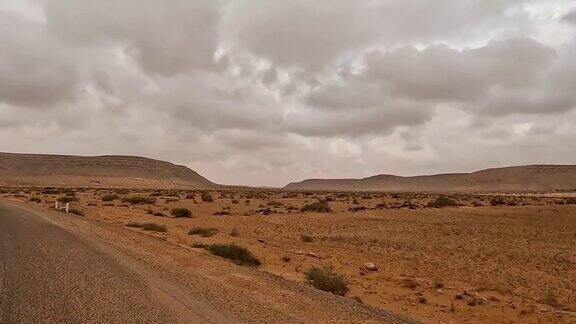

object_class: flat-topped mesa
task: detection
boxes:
[284,165,576,192]
[0,152,217,188]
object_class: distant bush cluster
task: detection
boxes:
[201,191,214,202]
[101,194,120,202]
[427,197,458,208]
[490,197,507,206]
[301,200,331,213]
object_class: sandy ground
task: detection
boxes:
[2,187,576,323]
[0,200,412,323]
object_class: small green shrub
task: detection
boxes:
[427,197,458,208]
[305,266,348,296]
[301,200,331,213]
[188,227,218,237]
[201,244,261,266]
[201,192,214,202]
[171,208,192,218]
[101,194,120,202]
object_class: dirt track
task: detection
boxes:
[0,202,413,323]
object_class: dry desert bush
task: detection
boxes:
[171,208,192,218]
[195,243,261,266]
[126,222,167,232]
[301,200,331,213]
[305,266,349,296]
[188,227,218,237]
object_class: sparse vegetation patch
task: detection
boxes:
[427,197,458,208]
[305,266,348,296]
[301,200,331,213]
[198,243,261,266]
[101,194,119,202]
[188,227,218,237]
[201,191,214,202]
[171,208,192,218]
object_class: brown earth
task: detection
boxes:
[0,152,216,188]
[3,187,575,323]
[0,200,410,323]
[285,165,576,192]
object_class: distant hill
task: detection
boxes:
[0,152,216,188]
[284,165,576,192]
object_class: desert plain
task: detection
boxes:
[2,186,575,323]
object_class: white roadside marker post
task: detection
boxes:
[65,203,69,213]
[55,201,59,210]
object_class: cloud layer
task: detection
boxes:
[1,0,575,186]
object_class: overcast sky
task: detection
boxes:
[1,1,575,186]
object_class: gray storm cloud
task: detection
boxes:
[45,0,221,76]
[0,12,79,107]
[307,37,576,118]
[0,0,575,186]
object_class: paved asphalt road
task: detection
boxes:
[0,203,181,323]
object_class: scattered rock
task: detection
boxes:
[364,262,379,271]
